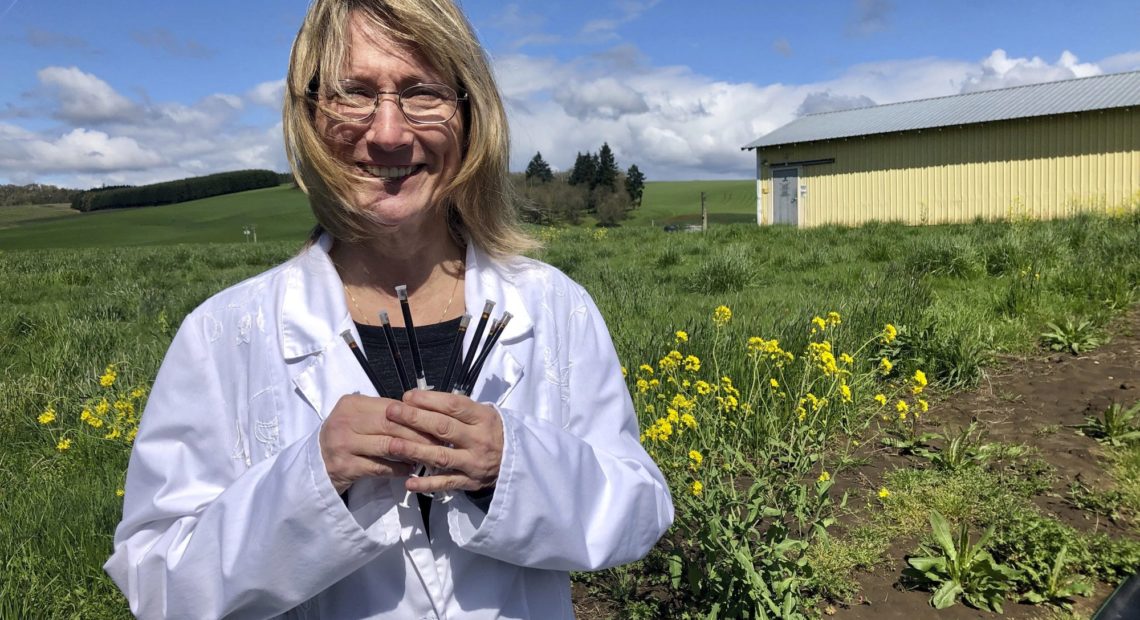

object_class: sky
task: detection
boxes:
[1,0,1139,189]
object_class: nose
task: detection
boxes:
[364,93,412,150]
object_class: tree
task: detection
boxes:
[594,142,619,191]
[524,151,554,184]
[624,164,645,207]
[568,151,596,188]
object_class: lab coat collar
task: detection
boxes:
[279,233,534,361]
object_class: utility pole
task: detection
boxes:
[700,192,707,232]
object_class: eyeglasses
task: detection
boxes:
[312,80,467,125]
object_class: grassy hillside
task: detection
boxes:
[0,184,314,250]
[0,203,77,229]
[629,179,756,226]
[0,180,757,249]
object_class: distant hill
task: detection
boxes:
[71,169,291,212]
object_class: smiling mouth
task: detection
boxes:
[359,164,421,181]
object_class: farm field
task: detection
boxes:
[0,203,76,229]
[0,179,754,249]
[2,205,1139,618]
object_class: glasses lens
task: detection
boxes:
[322,82,375,122]
[401,84,457,124]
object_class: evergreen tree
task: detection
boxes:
[524,151,554,184]
[568,151,597,188]
[624,164,645,207]
[594,142,619,191]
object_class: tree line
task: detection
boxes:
[0,183,79,207]
[518,142,645,226]
[70,170,286,212]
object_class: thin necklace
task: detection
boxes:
[341,260,463,325]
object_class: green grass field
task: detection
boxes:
[2,185,1139,616]
[0,185,315,250]
[0,180,756,249]
[0,203,76,229]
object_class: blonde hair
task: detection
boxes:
[283,0,534,257]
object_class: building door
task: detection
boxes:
[772,167,799,225]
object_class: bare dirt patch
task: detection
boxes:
[834,307,1140,619]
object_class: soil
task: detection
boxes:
[830,306,1140,620]
[573,308,1140,619]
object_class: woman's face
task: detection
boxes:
[318,13,465,231]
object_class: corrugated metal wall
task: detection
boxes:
[756,107,1140,227]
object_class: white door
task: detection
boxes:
[772,167,799,225]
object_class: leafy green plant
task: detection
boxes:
[1018,545,1092,610]
[927,423,996,472]
[1074,400,1140,447]
[1042,318,1103,354]
[903,511,1019,611]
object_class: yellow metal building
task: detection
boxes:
[743,71,1140,227]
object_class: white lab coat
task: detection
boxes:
[104,234,674,619]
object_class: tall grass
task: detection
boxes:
[2,209,1139,615]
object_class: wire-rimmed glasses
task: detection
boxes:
[312,80,467,125]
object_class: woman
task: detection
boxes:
[104,0,673,618]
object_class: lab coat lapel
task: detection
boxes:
[278,236,380,417]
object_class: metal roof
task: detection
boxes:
[743,70,1140,150]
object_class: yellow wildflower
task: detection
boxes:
[621,366,627,378]
[691,480,704,496]
[896,400,909,414]
[116,489,125,497]
[95,399,110,416]
[839,383,852,403]
[683,355,701,372]
[882,324,898,344]
[689,450,703,470]
[879,357,893,375]
[638,364,654,376]
[648,379,660,389]
[797,406,807,421]
[826,311,842,326]
[712,305,732,328]
[818,471,831,483]
[636,378,649,393]
[105,428,121,440]
[913,369,928,387]
[874,393,887,406]
[694,380,712,395]
[38,407,56,425]
[770,378,779,389]
[680,413,697,429]
[666,408,680,424]
[839,353,854,365]
[56,438,72,451]
[81,409,104,428]
[99,365,117,387]
[130,387,146,399]
[675,330,689,344]
[811,316,827,333]
[917,399,929,413]
[878,488,891,499]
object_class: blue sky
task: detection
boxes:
[1,0,1138,188]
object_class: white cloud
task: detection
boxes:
[247,80,286,108]
[37,66,137,123]
[960,49,1101,93]
[1,128,163,172]
[553,77,649,120]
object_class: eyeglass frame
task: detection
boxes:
[307,79,469,126]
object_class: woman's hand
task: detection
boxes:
[319,394,440,495]
[384,390,504,494]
